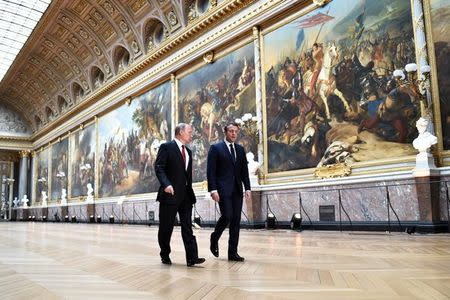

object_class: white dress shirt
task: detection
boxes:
[174,138,189,170]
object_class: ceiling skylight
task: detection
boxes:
[0,0,52,82]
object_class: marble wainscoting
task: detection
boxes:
[14,207,28,220]
[27,207,44,220]
[192,191,265,226]
[47,206,63,221]
[438,174,450,222]
[94,199,159,224]
[262,179,420,224]
[68,203,91,222]
[257,174,435,230]
[191,193,217,225]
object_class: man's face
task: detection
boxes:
[225,125,239,143]
[179,125,193,144]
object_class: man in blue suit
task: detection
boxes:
[154,123,205,267]
[207,122,251,261]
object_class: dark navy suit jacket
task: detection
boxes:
[207,141,251,197]
[154,140,196,205]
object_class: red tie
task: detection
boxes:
[181,145,186,167]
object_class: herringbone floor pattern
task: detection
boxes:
[0,222,449,299]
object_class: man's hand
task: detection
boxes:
[164,185,174,195]
[211,191,220,202]
[245,190,252,201]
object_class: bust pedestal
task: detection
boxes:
[412,117,442,232]
[413,152,438,177]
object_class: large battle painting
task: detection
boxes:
[70,124,96,198]
[430,0,450,149]
[178,43,256,182]
[98,82,171,197]
[50,139,68,201]
[264,0,419,173]
[35,148,49,203]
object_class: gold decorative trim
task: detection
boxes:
[314,163,352,179]
[31,0,259,142]
[312,0,327,7]
[422,0,444,156]
[202,51,214,64]
[94,115,99,199]
[0,135,31,141]
[19,150,30,158]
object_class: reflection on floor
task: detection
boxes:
[0,223,449,299]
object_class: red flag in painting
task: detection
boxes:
[296,12,334,28]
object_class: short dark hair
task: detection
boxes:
[223,122,240,133]
[175,123,189,136]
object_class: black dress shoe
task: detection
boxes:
[210,234,219,257]
[161,257,172,265]
[228,254,244,262]
[187,257,206,267]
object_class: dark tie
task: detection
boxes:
[181,145,186,167]
[229,143,236,162]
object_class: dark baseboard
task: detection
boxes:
[257,220,449,233]
[8,219,450,233]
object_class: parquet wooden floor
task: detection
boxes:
[0,222,449,299]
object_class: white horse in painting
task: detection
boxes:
[317,43,352,119]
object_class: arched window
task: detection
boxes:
[45,106,54,122]
[90,66,105,89]
[57,96,68,113]
[113,46,130,74]
[144,19,166,52]
[72,82,84,103]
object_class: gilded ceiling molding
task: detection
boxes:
[19,150,31,158]
[105,0,145,56]
[31,0,260,142]
[0,137,33,153]
[32,0,306,150]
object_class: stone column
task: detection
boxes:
[18,150,30,202]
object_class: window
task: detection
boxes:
[0,0,52,81]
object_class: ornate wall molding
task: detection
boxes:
[32,0,303,148]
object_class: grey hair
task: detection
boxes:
[175,123,190,136]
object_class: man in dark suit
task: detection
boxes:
[207,122,251,261]
[154,123,205,267]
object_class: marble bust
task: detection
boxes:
[412,117,437,176]
[22,194,29,208]
[412,117,437,153]
[246,152,261,186]
[246,152,261,176]
[86,183,94,203]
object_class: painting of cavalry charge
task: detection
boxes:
[70,124,95,198]
[98,82,171,197]
[50,139,68,201]
[178,43,257,182]
[430,0,450,149]
[34,148,49,203]
[264,0,419,173]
